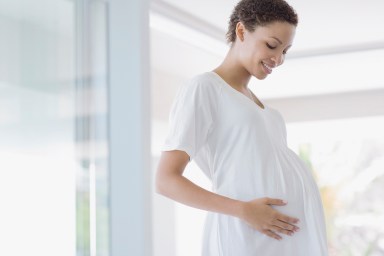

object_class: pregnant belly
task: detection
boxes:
[209,148,326,255]
[215,148,318,222]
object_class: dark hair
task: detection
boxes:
[226,0,298,44]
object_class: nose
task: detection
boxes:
[272,52,285,66]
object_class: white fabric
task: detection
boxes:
[162,72,328,256]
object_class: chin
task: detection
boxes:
[253,73,268,80]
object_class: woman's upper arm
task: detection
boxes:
[157,150,190,176]
[155,150,190,193]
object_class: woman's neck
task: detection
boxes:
[212,50,252,91]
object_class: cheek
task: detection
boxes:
[239,46,255,68]
[244,48,261,65]
[250,52,263,68]
[238,43,264,70]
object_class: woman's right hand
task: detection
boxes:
[239,197,300,240]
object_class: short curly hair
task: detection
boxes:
[226,0,298,44]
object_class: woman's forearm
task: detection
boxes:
[156,172,244,218]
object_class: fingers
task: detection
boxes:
[264,223,299,240]
[277,213,299,225]
[263,197,300,224]
[263,230,282,240]
[249,197,301,241]
[272,219,300,232]
[264,197,287,206]
[270,224,296,236]
[264,199,300,239]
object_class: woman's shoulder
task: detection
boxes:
[184,72,224,94]
[172,72,222,113]
[265,106,287,125]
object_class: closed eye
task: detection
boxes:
[283,47,292,55]
[267,43,290,55]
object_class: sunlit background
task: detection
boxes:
[0,0,383,256]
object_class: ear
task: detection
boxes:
[235,22,245,42]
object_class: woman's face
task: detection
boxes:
[236,21,296,80]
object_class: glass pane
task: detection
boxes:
[75,1,109,256]
[0,1,109,255]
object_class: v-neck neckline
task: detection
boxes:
[209,71,266,111]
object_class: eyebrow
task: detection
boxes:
[271,36,283,44]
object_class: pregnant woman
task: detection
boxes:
[156,0,328,255]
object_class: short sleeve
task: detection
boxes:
[162,77,218,160]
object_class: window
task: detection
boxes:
[0,1,109,255]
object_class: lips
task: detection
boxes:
[262,62,273,74]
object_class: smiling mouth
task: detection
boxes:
[262,62,273,74]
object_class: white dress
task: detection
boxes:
[162,72,328,256]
